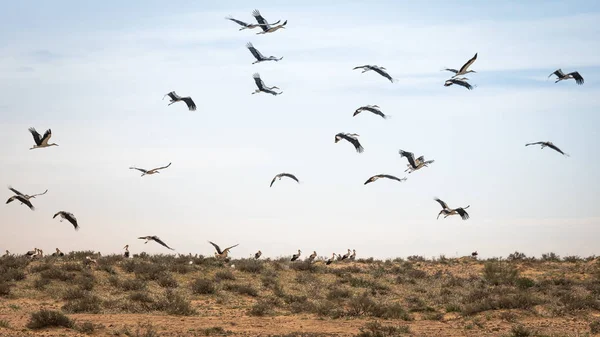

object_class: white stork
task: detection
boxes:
[53,211,79,230]
[307,251,317,262]
[25,248,38,257]
[290,249,301,262]
[123,245,130,258]
[6,186,47,201]
[353,105,390,119]
[549,69,584,85]
[129,162,171,177]
[364,174,407,185]
[208,241,239,259]
[225,14,280,31]
[270,173,300,187]
[138,236,175,250]
[52,248,65,257]
[326,253,336,265]
[252,73,282,95]
[254,250,262,259]
[246,42,283,64]
[399,150,435,173]
[443,53,478,77]
[349,249,356,261]
[525,141,569,157]
[335,133,364,153]
[434,198,470,220]
[28,128,58,150]
[253,10,286,34]
[163,91,196,111]
[353,65,395,83]
[6,194,35,210]
[444,78,474,90]
[2,250,9,257]
[341,249,351,260]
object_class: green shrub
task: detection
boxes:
[156,273,178,288]
[62,293,102,313]
[248,300,273,316]
[214,270,236,282]
[0,282,11,297]
[223,283,258,297]
[154,289,196,316]
[236,259,264,274]
[191,278,216,294]
[27,310,73,329]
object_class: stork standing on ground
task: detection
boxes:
[353,65,395,83]
[25,248,38,257]
[353,105,390,119]
[208,241,239,259]
[335,133,364,153]
[53,211,79,230]
[31,249,44,259]
[138,236,175,250]
[471,251,478,258]
[525,141,569,156]
[290,249,301,262]
[28,128,58,150]
[123,245,130,258]
[349,249,356,261]
[247,42,283,64]
[129,163,171,177]
[399,150,435,173]
[308,251,317,262]
[270,173,300,187]
[3,250,10,257]
[326,253,335,265]
[254,250,262,260]
[52,248,64,257]
[434,198,470,220]
[341,249,351,260]
[364,174,407,185]
[252,73,282,95]
[253,10,286,34]
[163,91,196,111]
[443,53,478,77]
[548,69,584,85]
[444,78,474,90]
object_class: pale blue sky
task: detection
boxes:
[1,1,599,259]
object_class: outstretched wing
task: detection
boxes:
[14,195,34,210]
[53,211,62,219]
[379,174,406,182]
[29,127,42,146]
[459,53,477,73]
[549,69,564,78]
[40,129,52,145]
[30,189,48,197]
[546,143,569,156]
[449,79,473,90]
[525,142,545,147]
[8,186,25,197]
[208,241,223,254]
[181,97,196,111]
[353,65,371,70]
[280,173,299,183]
[225,16,249,27]
[252,9,270,31]
[253,73,265,90]
[154,162,172,171]
[568,71,584,85]
[443,68,459,74]
[434,198,449,210]
[224,244,239,252]
[129,167,148,173]
[246,42,265,60]
[340,134,364,153]
[373,67,394,82]
[399,150,417,168]
[152,236,174,250]
[165,91,181,101]
[269,175,278,187]
[456,208,470,220]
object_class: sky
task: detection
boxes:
[1,1,599,260]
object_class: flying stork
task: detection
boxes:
[353,65,395,83]
[163,91,196,111]
[254,250,262,259]
[443,53,478,77]
[129,162,172,177]
[434,198,470,220]
[53,211,79,230]
[308,251,317,262]
[253,10,286,34]
[247,42,283,64]
[6,194,35,210]
[252,73,282,95]
[28,128,58,150]
[364,174,407,185]
[290,249,301,262]
[335,133,364,153]
[525,141,569,157]
[399,150,435,173]
[326,253,335,265]
[225,14,280,31]
[444,78,474,90]
[208,241,239,259]
[353,105,390,119]
[6,186,47,201]
[270,173,300,187]
[138,236,175,250]
[548,69,584,85]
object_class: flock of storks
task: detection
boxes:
[4,8,583,262]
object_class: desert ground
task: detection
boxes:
[1,252,599,337]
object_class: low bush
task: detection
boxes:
[27,310,73,330]
[214,270,236,282]
[191,278,216,295]
[154,289,196,316]
[223,283,259,297]
[236,259,264,274]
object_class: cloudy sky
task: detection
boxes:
[1,1,599,259]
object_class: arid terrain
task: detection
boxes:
[1,252,599,336]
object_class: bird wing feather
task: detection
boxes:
[29,127,42,146]
[252,9,270,31]
[8,186,25,196]
[208,241,223,254]
[399,150,417,168]
[434,198,449,210]
[569,71,584,85]
[459,53,477,73]
[152,236,174,250]
[181,97,196,111]
[129,167,148,173]
[226,17,249,27]
[14,195,34,210]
